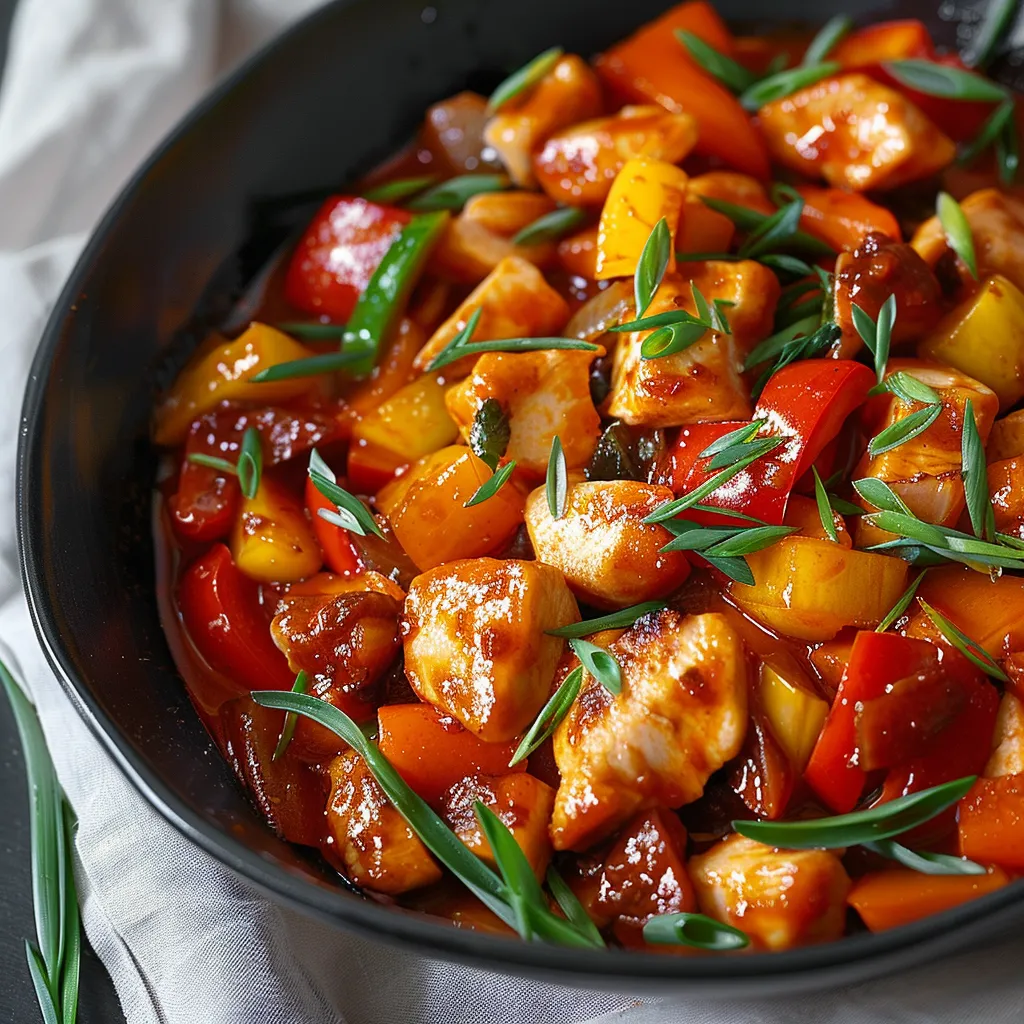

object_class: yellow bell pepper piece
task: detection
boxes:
[595,156,689,280]
[353,374,459,464]
[759,658,829,772]
[918,275,1024,411]
[230,475,322,583]
[729,537,908,641]
[154,323,319,446]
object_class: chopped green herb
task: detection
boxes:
[802,15,853,66]
[813,466,838,542]
[569,638,622,694]
[546,601,666,639]
[469,398,510,472]
[362,175,438,204]
[406,175,511,212]
[464,460,518,508]
[634,218,672,318]
[739,61,841,111]
[962,397,996,541]
[937,191,978,279]
[236,426,262,500]
[545,435,568,519]
[863,839,986,876]
[644,912,749,951]
[675,29,756,93]
[883,59,1008,102]
[508,667,584,767]
[875,570,927,633]
[868,404,943,457]
[272,671,309,761]
[488,47,564,112]
[251,349,368,382]
[511,205,588,246]
[917,598,1009,682]
[308,448,385,538]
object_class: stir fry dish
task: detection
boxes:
[153,2,1024,953]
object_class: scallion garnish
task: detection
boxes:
[468,398,510,472]
[917,598,1009,682]
[875,570,927,633]
[963,0,1017,68]
[545,601,666,639]
[308,448,385,538]
[700,196,832,255]
[342,211,449,374]
[936,192,978,279]
[851,294,896,384]
[884,59,1009,102]
[187,425,262,499]
[406,175,511,212]
[545,435,567,519]
[464,460,517,507]
[738,198,805,259]
[801,14,853,66]
[675,30,756,93]
[743,317,841,392]
[511,205,587,246]
[487,47,564,112]
[813,466,838,542]
[251,349,368,382]
[660,520,797,584]
[863,839,986,876]
[733,776,977,848]
[273,321,348,339]
[426,305,599,372]
[634,218,672,318]
[362,175,438,204]
[546,866,606,947]
[867,376,944,457]
[250,690,603,948]
[853,477,912,515]
[962,398,996,541]
[272,671,309,761]
[643,912,750,951]
[568,638,623,694]
[739,61,841,112]
[508,666,584,767]
[1,659,81,1024]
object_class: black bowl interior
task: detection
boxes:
[19,0,1024,994]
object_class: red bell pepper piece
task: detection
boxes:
[832,19,936,66]
[284,196,411,323]
[376,704,525,807]
[305,474,364,576]
[169,414,244,542]
[958,775,1024,871]
[667,360,874,525]
[805,631,994,814]
[178,544,294,694]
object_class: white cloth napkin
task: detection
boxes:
[3,1,1024,1022]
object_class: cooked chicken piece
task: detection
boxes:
[433,191,557,284]
[402,558,579,742]
[686,171,775,216]
[323,751,442,895]
[446,349,601,476]
[573,809,696,946]
[831,233,942,358]
[271,589,401,691]
[985,694,1024,778]
[855,360,999,546]
[607,265,777,427]
[912,189,1024,292]
[414,256,570,375]
[483,55,603,188]
[989,455,1024,540]
[420,91,503,176]
[442,773,555,878]
[758,73,955,191]
[690,834,851,951]
[524,477,689,608]
[533,106,697,206]
[988,410,1024,463]
[551,609,747,851]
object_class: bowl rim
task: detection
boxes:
[17,0,1024,992]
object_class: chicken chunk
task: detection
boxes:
[433,191,557,284]
[483,54,603,187]
[912,189,1024,293]
[855,360,998,546]
[989,455,1024,540]
[524,477,690,609]
[690,834,851,951]
[572,809,697,946]
[414,256,570,375]
[607,265,778,428]
[985,693,1024,778]
[831,233,942,358]
[551,609,747,851]
[420,91,503,175]
[988,410,1024,463]
[533,106,698,207]
[758,73,955,191]
[323,751,442,895]
[445,349,601,476]
[442,773,555,878]
[402,558,579,742]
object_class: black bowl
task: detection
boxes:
[18,0,1024,995]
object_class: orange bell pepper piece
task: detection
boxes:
[595,2,770,179]
[958,775,1024,870]
[849,867,1009,932]
[797,186,902,251]
[376,703,525,807]
[832,19,935,66]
